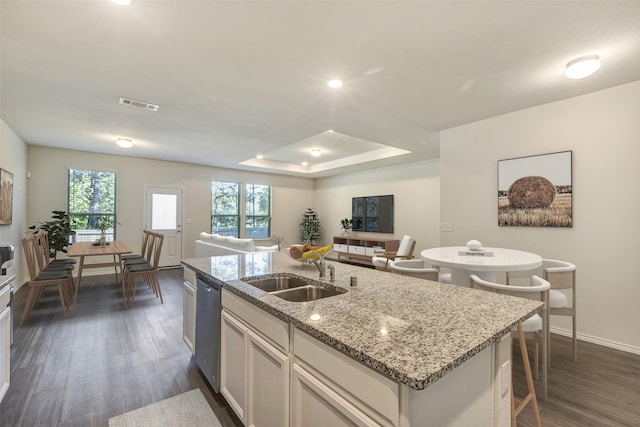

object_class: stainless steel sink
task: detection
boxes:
[271,285,345,302]
[244,276,308,292]
[242,274,346,302]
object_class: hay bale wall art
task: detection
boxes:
[498,151,572,227]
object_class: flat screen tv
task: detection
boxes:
[352,195,394,233]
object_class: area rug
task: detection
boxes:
[108,388,222,427]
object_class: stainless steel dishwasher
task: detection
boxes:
[195,274,221,393]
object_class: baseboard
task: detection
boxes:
[551,326,640,355]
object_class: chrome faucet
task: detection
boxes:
[312,257,326,278]
[328,264,335,282]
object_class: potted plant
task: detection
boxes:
[340,218,353,236]
[29,210,76,259]
[97,216,114,246]
[340,217,361,236]
[299,208,320,245]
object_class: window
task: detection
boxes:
[68,168,117,242]
[211,181,271,238]
[212,181,240,237]
[245,184,270,238]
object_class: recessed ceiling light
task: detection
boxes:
[565,55,601,79]
[327,79,343,88]
[110,0,132,5]
[302,161,308,166]
[256,154,263,159]
[116,138,133,148]
[310,149,322,157]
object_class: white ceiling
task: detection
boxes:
[2,1,640,177]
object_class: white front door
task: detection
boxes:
[145,186,183,267]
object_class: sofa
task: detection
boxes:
[195,232,279,257]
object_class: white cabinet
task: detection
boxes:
[292,363,379,427]
[221,310,247,420]
[246,328,289,427]
[221,290,290,427]
[293,328,399,427]
[0,281,10,403]
[0,305,10,403]
[182,267,197,354]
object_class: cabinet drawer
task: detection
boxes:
[365,247,379,257]
[294,329,399,426]
[334,244,348,253]
[349,245,366,255]
[183,266,196,286]
[222,289,289,352]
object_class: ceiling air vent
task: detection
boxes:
[119,97,159,112]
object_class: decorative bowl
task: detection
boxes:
[466,240,482,251]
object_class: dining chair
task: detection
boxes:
[389,259,439,281]
[507,259,577,363]
[122,232,164,308]
[470,274,549,404]
[34,232,76,281]
[121,230,156,268]
[121,229,153,263]
[39,230,77,268]
[20,233,74,325]
[371,235,416,271]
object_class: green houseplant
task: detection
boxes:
[97,216,114,246]
[29,210,76,259]
[340,217,362,236]
[299,208,320,245]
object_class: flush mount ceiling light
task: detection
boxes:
[565,55,601,79]
[310,149,322,157]
[327,79,343,88]
[116,138,133,148]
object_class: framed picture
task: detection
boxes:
[0,169,14,225]
[498,151,572,227]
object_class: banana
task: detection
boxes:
[300,243,333,261]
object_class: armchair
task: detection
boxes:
[371,235,416,271]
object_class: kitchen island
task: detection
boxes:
[182,252,543,427]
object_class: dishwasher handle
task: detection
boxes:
[198,278,220,292]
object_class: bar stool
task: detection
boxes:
[471,274,549,426]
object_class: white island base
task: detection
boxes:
[221,289,512,427]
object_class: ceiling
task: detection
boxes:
[2,1,640,178]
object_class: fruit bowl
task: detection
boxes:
[288,243,333,262]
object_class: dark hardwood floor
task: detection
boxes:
[0,268,241,427]
[1,269,638,426]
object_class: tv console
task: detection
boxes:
[332,236,400,267]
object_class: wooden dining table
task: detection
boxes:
[67,240,132,313]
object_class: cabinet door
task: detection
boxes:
[247,329,289,427]
[221,310,247,422]
[0,306,10,403]
[182,281,197,354]
[292,364,380,427]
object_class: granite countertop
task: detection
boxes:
[182,252,542,391]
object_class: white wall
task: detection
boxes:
[315,159,440,254]
[27,146,315,263]
[0,119,28,289]
[440,80,640,353]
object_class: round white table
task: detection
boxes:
[421,246,542,287]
